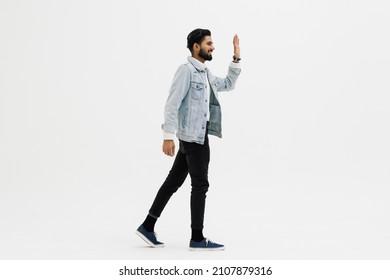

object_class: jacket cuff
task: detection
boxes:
[229,61,241,68]
[163,132,175,140]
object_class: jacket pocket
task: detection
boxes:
[190,81,205,101]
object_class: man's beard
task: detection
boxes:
[199,48,213,61]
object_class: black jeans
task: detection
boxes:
[148,131,210,229]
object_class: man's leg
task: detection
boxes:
[180,134,210,239]
[136,148,189,247]
[182,133,225,251]
[145,148,189,230]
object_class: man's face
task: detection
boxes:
[197,36,215,61]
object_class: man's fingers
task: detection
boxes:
[171,145,175,157]
[233,34,239,44]
[163,140,175,157]
[168,144,175,157]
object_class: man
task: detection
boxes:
[136,28,241,251]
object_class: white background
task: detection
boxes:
[1,0,389,260]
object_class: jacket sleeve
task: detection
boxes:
[210,62,241,92]
[161,64,191,134]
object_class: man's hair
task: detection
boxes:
[187,28,211,53]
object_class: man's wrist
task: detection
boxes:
[233,55,241,63]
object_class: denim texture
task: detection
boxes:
[161,56,241,144]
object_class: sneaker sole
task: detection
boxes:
[189,246,225,251]
[135,230,165,248]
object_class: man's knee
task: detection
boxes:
[160,183,181,194]
[191,179,209,194]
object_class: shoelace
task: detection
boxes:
[205,238,215,246]
[147,231,158,241]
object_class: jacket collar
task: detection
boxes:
[188,56,207,71]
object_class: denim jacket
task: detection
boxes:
[162,56,241,144]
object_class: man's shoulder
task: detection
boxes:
[174,61,195,76]
[179,61,194,69]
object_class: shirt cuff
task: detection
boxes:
[229,61,241,68]
[163,132,175,140]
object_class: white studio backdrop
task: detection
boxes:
[0,0,389,259]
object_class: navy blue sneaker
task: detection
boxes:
[189,238,225,251]
[135,225,164,248]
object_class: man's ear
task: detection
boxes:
[193,43,200,52]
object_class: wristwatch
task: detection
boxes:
[233,55,241,63]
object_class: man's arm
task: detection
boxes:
[161,64,191,156]
[209,34,241,92]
